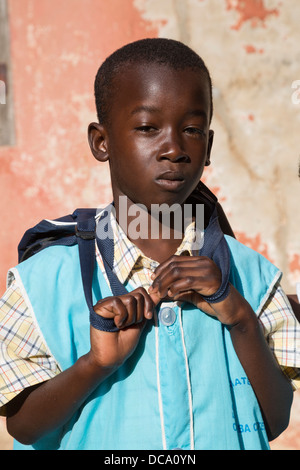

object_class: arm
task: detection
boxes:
[6,353,112,445]
[219,285,293,440]
[149,256,293,441]
[6,287,155,445]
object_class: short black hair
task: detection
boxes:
[94,38,213,125]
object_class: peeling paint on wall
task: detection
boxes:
[235,232,273,262]
[243,44,264,53]
[225,0,279,30]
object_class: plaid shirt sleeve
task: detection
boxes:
[0,279,61,415]
[258,282,300,390]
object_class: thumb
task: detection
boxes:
[148,289,162,306]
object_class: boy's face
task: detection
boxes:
[90,63,213,210]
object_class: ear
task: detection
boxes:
[205,129,214,166]
[88,122,109,162]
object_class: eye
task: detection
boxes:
[184,127,206,137]
[135,125,157,133]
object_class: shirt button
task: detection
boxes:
[159,307,176,326]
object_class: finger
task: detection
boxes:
[148,288,162,306]
[150,257,211,289]
[151,255,193,280]
[166,276,201,298]
[141,289,157,316]
[150,257,219,297]
[94,288,155,330]
[120,289,155,327]
[152,255,212,277]
[94,296,129,329]
[129,287,156,319]
[121,295,139,327]
[149,260,192,297]
[168,272,222,299]
[150,265,202,298]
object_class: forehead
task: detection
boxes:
[109,62,211,121]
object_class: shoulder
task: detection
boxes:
[9,243,82,304]
[225,234,273,261]
[15,243,80,276]
[224,235,282,315]
[225,234,280,278]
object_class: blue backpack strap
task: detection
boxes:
[198,206,230,303]
[187,182,231,303]
[18,218,77,262]
[76,211,127,332]
[17,209,98,262]
[95,213,128,298]
[17,208,126,332]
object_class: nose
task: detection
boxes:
[157,129,190,163]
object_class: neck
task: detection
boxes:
[113,195,189,262]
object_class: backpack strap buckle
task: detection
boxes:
[75,218,96,240]
[75,226,95,240]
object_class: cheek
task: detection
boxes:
[109,133,145,164]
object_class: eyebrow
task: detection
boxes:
[130,105,208,122]
[130,105,161,116]
[185,109,208,120]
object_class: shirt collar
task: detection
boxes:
[96,204,203,285]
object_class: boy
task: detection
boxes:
[0,38,299,450]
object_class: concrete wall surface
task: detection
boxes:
[0,0,299,451]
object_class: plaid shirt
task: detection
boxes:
[0,209,299,413]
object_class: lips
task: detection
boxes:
[155,171,185,190]
[156,171,184,181]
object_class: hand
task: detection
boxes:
[88,287,157,371]
[148,255,249,326]
[148,254,221,306]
